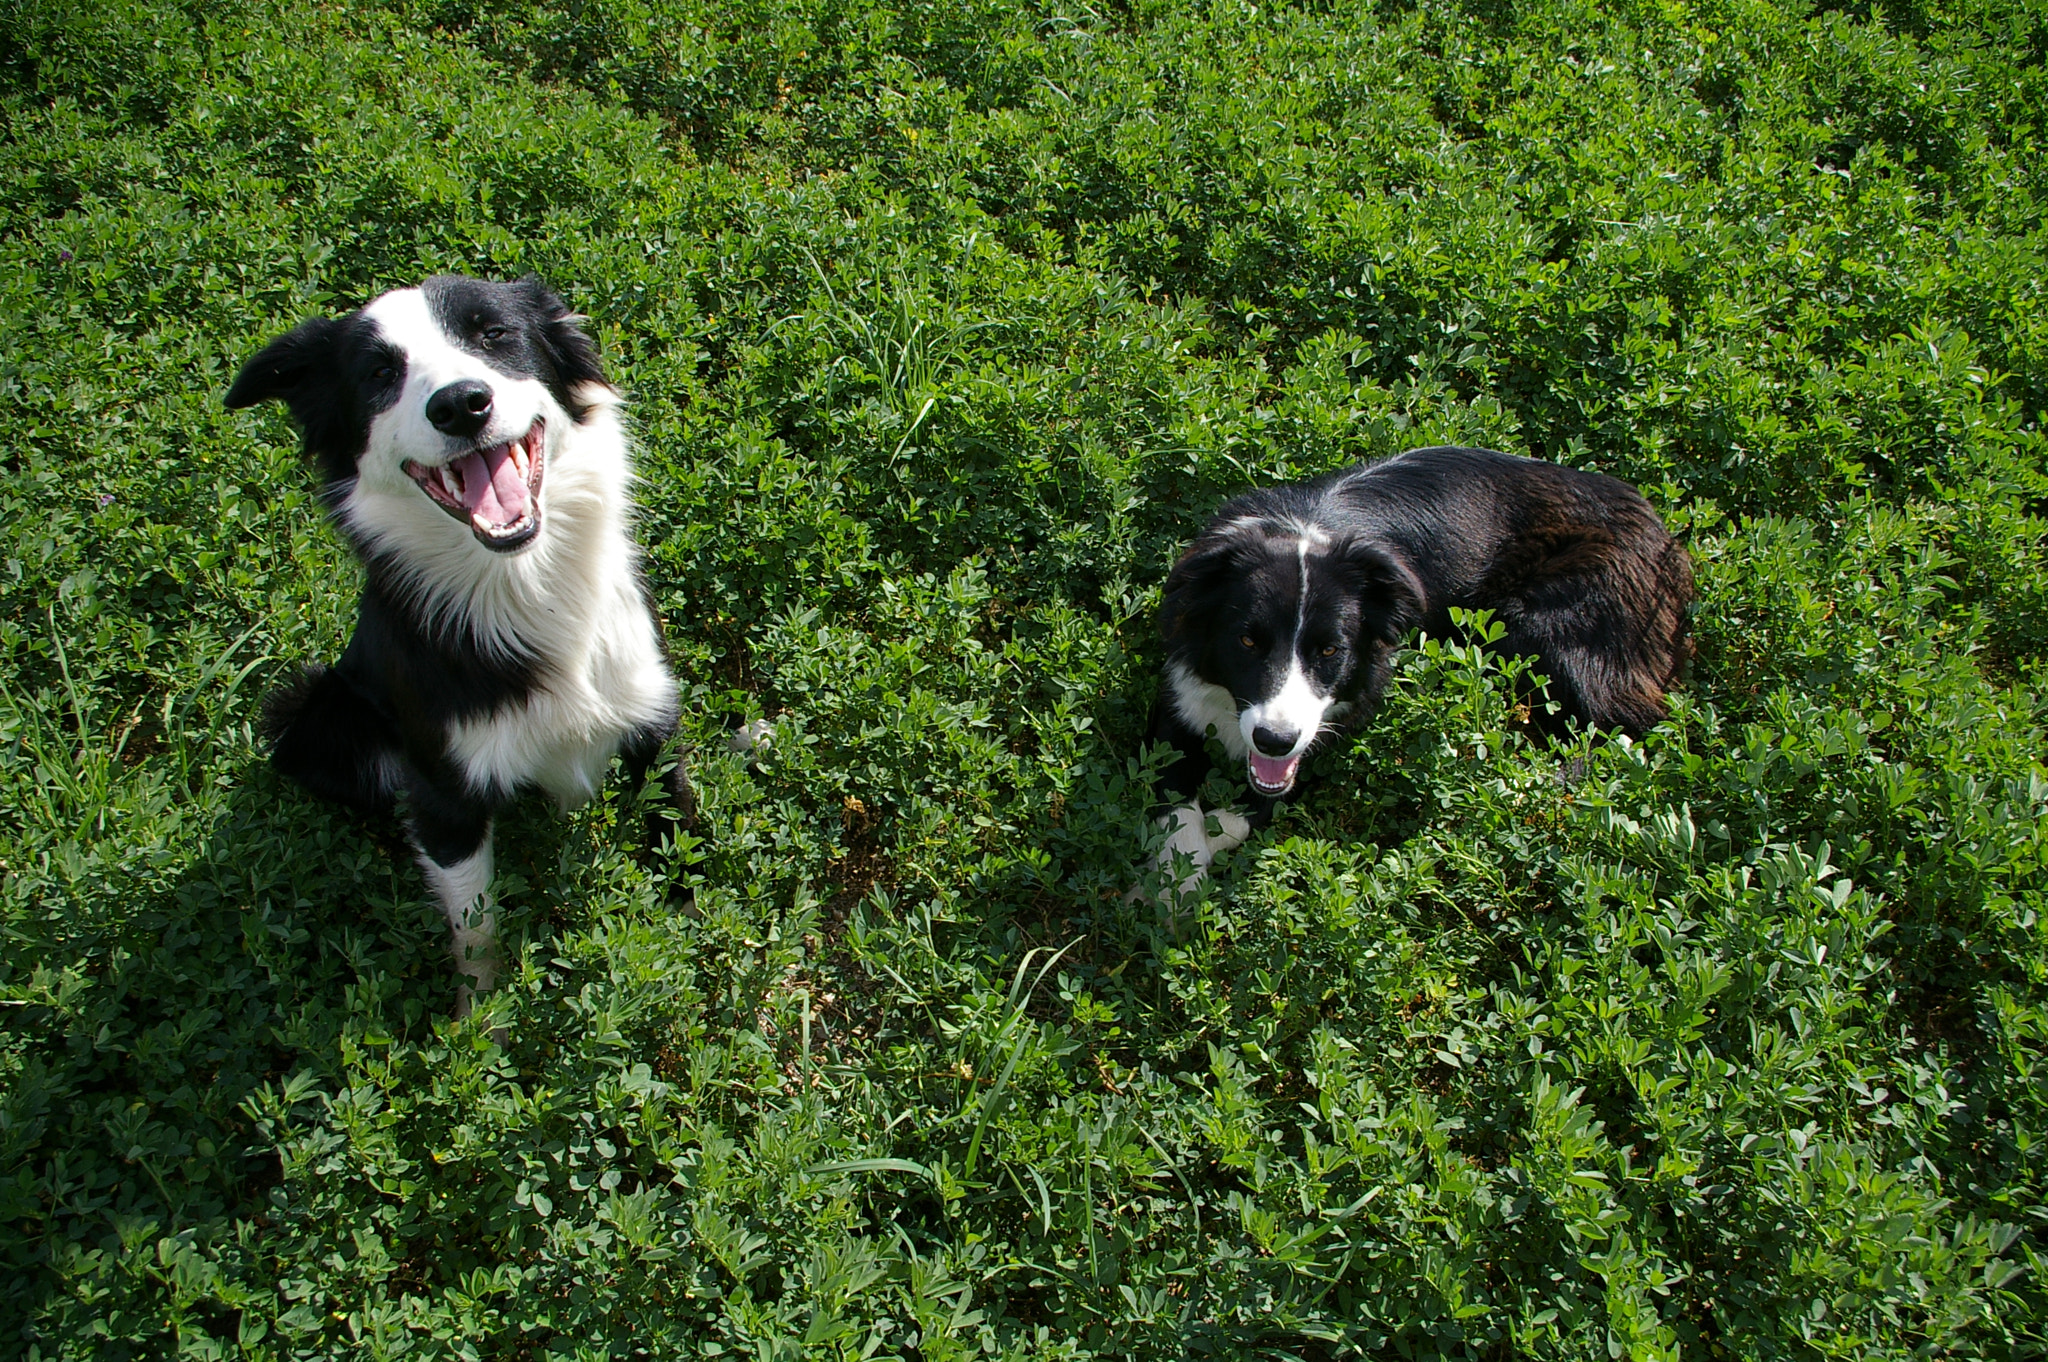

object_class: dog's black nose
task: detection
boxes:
[1252,725,1298,757]
[426,379,493,437]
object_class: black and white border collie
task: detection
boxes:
[1145,445,1693,884]
[227,275,689,1008]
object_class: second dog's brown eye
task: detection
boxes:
[1321,644,1337,657]
[1240,634,1256,649]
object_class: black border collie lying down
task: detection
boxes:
[226,275,691,1010]
[1143,445,1693,889]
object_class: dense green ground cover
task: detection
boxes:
[4,0,2047,1355]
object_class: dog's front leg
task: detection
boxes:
[620,721,698,851]
[1130,801,1252,912]
[408,786,498,1013]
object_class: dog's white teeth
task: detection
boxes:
[472,511,528,538]
[441,466,462,497]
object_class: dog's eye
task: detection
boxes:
[480,325,508,344]
[1239,634,1257,650]
[370,363,396,383]
[1320,644,1338,657]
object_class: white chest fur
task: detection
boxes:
[1167,661,1248,759]
[446,574,677,806]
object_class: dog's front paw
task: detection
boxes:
[1132,801,1249,904]
[450,911,499,997]
[727,718,776,756]
[1204,806,1250,855]
[449,917,511,1043]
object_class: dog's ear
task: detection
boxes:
[519,276,610,400]
[1337,538,1425,645]
[225,316,340,411]
[1160,532,1254,642]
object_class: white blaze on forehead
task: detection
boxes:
[1280,518,1333,548]
[362,288,434,341]
[1238,533,1335,761]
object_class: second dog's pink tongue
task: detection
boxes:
[1250,752,1300,789]
[452,442,528,526]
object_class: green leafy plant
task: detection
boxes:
[3,0,2045,1356]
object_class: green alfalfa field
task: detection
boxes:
[4,0,2047,1356]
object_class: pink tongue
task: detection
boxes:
[452,442,528,527]
[1249,752,1300,789]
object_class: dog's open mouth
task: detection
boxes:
[403,419,545,551]
[1247,751,1302,797]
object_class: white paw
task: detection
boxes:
[1206,807,1250,855]
[1132,802,1249,903]
[450,914,499,996]
[727,718,776,755]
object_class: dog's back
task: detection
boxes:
[1327,447,1693,733]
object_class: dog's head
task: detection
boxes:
[226,275,610,557]
[1161,520,1422,796]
